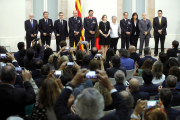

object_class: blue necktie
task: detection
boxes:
[46,20,48,25]
[31,21,33,28]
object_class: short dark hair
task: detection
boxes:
[123,12,128,15]
[83,55,90,65]
[91,47,98,56]
[159,52,167,63]
[106,48,115,61]
[19,49,26,57]
[17,42,24,51]
[89,59,99,71]
[60,41,67,48]
[172,40,179,49]
[0,66,16,82]
[160,88,172,106]
[144,47,151,55]
[26,48,35,60]
[167,58,179,69]
[41,64,50,75]
[142,69,153,84]
[59,12,63,15]
[36,60,43,69]
[168,66,180,81]
[60,72,72,86]
[76,50,84,61]
[43,48,53,60]
[166,75,177,88]
[158,10,162,13]
[119,48,129,58]
[89,10,93,13]
[43,11,49,15]
[111,56,121,67]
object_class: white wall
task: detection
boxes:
[0,0,26,52]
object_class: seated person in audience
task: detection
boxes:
[0,66,36,120]
[60,72,73,86]
[139,69,159,96]
[54,69,128,120]
[162,66,180,92]
[24,40,44,70]
[166,58,180,76]
[133,58,153,77]
[42,46,53,64]
[81,55,90,69]
[113,70,127,92]
[31,60,43,80]
[48,53,55,64]
[35,64,50,88]
[127,78,150,107]
[159,52,168,78]
[75,50,84,66]
[90,47,98,60]
[59,40,69,56]
[159,88,180,120]
[107,56,126,78]
[32,70,74,120]
[14,42,26,67]
[155,75,180,106]
[106,48,115,64]
[166,40,180,60]
[152,61,165,85]
[129,46,140,64]
[119,48,134,70]
[138,47,157,68]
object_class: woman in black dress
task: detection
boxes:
[99,15,111,56]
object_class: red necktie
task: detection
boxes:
[144,20,146,24]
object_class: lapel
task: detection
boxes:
[142,19,146,26]
[32,20,35,29]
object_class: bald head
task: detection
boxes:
[142,13,147,20]
[91,47,98,56]
[119,90,134,108]
[129,78,139,91]
[73,10,78,18]
[129,46,136,53]
[29,13,34,20]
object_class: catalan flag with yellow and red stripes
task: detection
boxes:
[75,0,84,51]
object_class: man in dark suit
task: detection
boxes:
[25,13,38,49]
[138,47,157,68]
[84,10,98,49]
[129,45,140,63]
[139,69,159,96]
[153,10,167,56]
[120,12,133,49]
[159,88,180,120]
[68,10,82,47]
[0,66,36,120]
[54,69,128,120]
[54,12,68,52]
[39,11,53,46]
[128,78,150,107]
[107,56,126,78]
[166,40,180,60]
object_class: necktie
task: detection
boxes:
[144,20,146,24]
[159,18,161,25]
[46,20,48,25]
[31,20,33,28]
[61,20,63,25]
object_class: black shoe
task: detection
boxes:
[154,54,158,57]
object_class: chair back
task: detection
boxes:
[109,78,116,85]
[133,76,144,85]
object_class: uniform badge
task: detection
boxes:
[92,20,96,24]
[128,21,131,24]
[78,20,80,23]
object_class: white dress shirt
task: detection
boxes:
[30,19,33,24]
[110,22,121,38]
[59,19,63,25]
[134,21,136,35]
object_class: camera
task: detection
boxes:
[15,67,22,74]
[65,47,70,50]
[95,54,102,58]
[0,54,7,59]
[146,100,158,108]
[67,62,74,66]
[82,41,87,44]
[54,70,63,78]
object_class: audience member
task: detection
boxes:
[81,55,90,69]
[166,40,180,60]
[90,47,98,59]
[159,52,168,77]
[59,41,69,56]
[129,46,140,63]
[31,60,43,80]
[42,47,53,64]
[106,48,115,64]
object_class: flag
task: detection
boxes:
[75,0,84,51]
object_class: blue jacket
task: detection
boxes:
[120,57,134,70]
[138,55,157,68]
[139,83,159,96]
[114,83,127,92]
[165,106,180,120]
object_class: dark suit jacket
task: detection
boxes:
[84,16,98,37]
[106,67,127,78]
[35,75,47,88]
[39,18,53,38]
[139,83,159,96]
[166,48,180,60]
[25,19,38,39]
[0,82,36,120]
[120,19,133,37]
[155,89,180,106]
[54,19,68,40]
[114,83,127,92]
[14,51,24,67]
[165,106,180,120]
[131,19,140,36]
[31,70,42,80]
[68,17,82,37]
[138,55,157,68]
[153,16,167,36]
[130,52,140,63]
[54,88,128,120]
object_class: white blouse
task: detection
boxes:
[110,22,121,38]
[152,74,165,85]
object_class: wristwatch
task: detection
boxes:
[130,113,138,119]
[66,82,75,89]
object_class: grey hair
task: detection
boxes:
[114,70,125,84]
[74,88,104,120]
[6,116,23,120]
[166,75,177,88]
[112,16,117,20]
[144,47,151,55]
[119,90,134,108]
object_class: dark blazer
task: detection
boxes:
[84,16,98,37]
[25,19,38,39]
[131,19,140,36]
[114,83,127,92]
[14,51,24,67]
[54,19,68,40]
[155,89,180,106]
[153,16,167,36]
[35,75,47,88]
[165,106,180,120]
[130,52,140,63]
[138,55,157,68]
[0,82,36,120]
[166,48,180,60]
[31,70,42,80]
[54,88,128,120]
[39,18,53,37]
[120,19,133,37]
[139,83,159,96]
[68,17,82,37]
[106,67,127,78]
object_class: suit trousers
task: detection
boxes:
[154,34,165,55]
[85,37,95,49]
[110,37,119,53]
[139,36,150,54]
[41,36,51,46]
[130,35,139,48]
[26,37,35,49]
[69,37,80,47]
[121,37,130,49]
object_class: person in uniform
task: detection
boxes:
[54,12,68,52]
[120,12,133,49]
[84,10,98,49]
[68,10,82,47]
